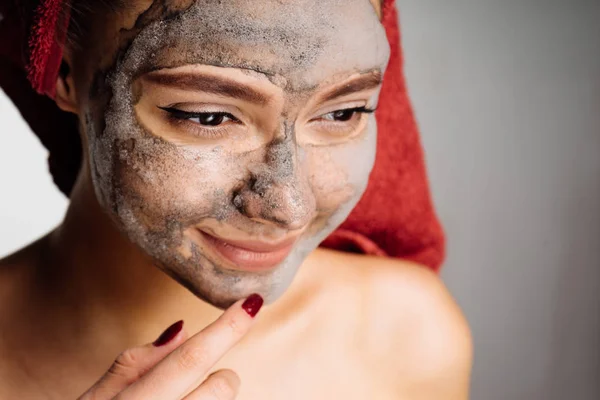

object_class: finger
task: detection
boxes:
[119,294,263,400]
[78,320,187,400]
[183,369,241,400]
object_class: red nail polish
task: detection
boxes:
[153,320,184,346]
[242,294,264,318]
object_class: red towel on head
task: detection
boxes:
[0,0,445,271]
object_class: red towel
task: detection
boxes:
[0,0,445,271]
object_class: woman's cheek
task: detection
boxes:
[112,141,223,230]
[306,147,355,214]
[307,133,376,214]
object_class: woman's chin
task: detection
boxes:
[154,248,302,309]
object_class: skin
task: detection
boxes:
[0,0,472,398]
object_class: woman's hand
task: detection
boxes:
[78,294,264,400]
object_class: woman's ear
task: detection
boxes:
[55,54,78,114]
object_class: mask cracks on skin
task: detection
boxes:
[81,0,390,308]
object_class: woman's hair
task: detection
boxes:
[64,0,125,51]
[13,0,125,196]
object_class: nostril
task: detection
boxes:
[233,192,244,210]
[250,176,269,198]
[232,189,263,219]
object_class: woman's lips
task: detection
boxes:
[198,230,297,271]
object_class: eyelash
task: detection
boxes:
[309,106,376,139]
[159,107,241,124]
[313,106,376,123]
[158,106,241,138]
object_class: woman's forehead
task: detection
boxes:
[112,0,389,90]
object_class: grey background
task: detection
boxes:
[1,0,599,399]
[397,0,600,399]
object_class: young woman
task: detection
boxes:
[0,0,472,398]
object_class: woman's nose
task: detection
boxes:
[233,140,316,230]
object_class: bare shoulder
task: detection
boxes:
[314,249,473,399]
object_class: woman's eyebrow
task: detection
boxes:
[143,73,270,105]
[320,71,383,102]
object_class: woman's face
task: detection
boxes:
[75,0,390,307]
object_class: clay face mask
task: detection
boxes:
[82,0,390,308]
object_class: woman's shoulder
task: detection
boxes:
[311,249,473,397]
[315,249,472,352]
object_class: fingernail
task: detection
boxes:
[242,294,264,318]
[153,320,184,347]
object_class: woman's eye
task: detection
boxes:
[319,106,375,122]
[158,107,238,126]
[189,113,233,126]
[322,109,357,122]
